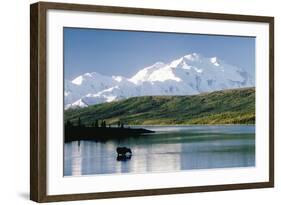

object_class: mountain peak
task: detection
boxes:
[72,75,84,85]
[210,57,220,66]
[170,53,203,69]
[129,61,166,84]
[153,61,166,67]
[71,72,97,85]
[184,53,201,61]
[112,75,124,82]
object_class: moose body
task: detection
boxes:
[116,147,132,156]
[116,147,132,161]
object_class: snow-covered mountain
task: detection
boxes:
[65,53,254,109]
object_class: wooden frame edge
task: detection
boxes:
[30,1,274,202]
[30,2,39,202]
[30,2,48,202]
[39,182,272,203]
[269,17,274,188]
[37,1,274,22]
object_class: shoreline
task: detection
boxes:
[64,126,155,142]
[124,124,255,127]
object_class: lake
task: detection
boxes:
[64,125,255,176]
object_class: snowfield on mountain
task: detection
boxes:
[65,53,254,109]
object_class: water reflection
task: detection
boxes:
[71,141,82,176]
[64,125,255,176]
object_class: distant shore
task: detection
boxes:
[128,123,255,126]
[64,126,155,142]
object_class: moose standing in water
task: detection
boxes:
[116,147,132,161]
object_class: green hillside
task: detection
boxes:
[64,87,255,125]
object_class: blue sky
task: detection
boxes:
[64,27,255,80]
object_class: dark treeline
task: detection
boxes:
[65,118,125,129]
[64,118,154,142]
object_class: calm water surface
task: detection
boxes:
[64,125,255,176]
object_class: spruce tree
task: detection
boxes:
[78,117,82,127]
[94,120,99,128]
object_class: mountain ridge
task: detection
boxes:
[65,53,254,109]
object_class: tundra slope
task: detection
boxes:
[64,87,255,125]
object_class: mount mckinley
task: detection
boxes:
[65,53,254,109]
